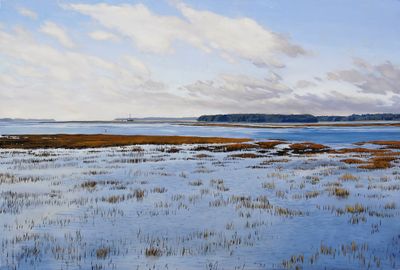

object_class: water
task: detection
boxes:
[1,121,400,145]
[0,144,398,269]
[1,121,399,269]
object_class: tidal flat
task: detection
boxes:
[0,136,399,269]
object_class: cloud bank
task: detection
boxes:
[328,59,400,95]
[0,2,399,120]
[66,2,306,68]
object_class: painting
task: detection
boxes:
[0,1,399,269]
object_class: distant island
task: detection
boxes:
[0,118,55,122]
[197,113,400,123]
[198,114,318,123]
[115,117,197,122]
[317,113,400,122]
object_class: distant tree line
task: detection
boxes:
[197,113,400,123]
[197,114,318,123]
[316,114,400,122]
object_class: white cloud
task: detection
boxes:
[1,26,395,119]
[123,56,150,76]
[3,4,399,120]
[183,72,291,103]
[66,3,196,54]
[176,2,306,68]
[89,30,120,42]
[66,2,305,67]
[180,87,399,116]
[0,27,179,120]
[177,72,296,114]
[327,58,400,95]
[289,91,399,115]
[17,7,38,20]
[295,80,317,89]
[178,71,398,115]
[40,21,76,48]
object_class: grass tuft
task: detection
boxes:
[334,188,350,198]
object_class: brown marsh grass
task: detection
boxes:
[1,138,399,269]
[340,158,365,164]
[339,173,358,181]
[359,156,396,170]
[334,188,350,198]
[289,142,329,154]
[145,247,162,257]
[358,140,400,149]
[0,134,251,149]
[96,247,110,259]
[256,141,284,149]
[228,153,263,159]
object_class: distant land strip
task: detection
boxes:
[183,122,400,128]
[197,113,400,123]
[0,134,250,149]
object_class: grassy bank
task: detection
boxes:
[0,134,251,149]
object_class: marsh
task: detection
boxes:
[0,126,399,269]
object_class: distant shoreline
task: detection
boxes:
[3,113,400,124]
[180,121,400,128]
[41,120,400,125]
[197,113,400,123]
[0,134,250,149]
[2,119,400,128]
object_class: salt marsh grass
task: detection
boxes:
[0,139,399,269]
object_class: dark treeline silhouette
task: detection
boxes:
[197,114,318,123]
[317,114,400,122]
[197,113,400,123]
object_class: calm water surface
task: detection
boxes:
[1,121,400,145]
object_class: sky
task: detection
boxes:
[0,0,400,120]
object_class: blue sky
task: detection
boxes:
[0,0,399,120]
